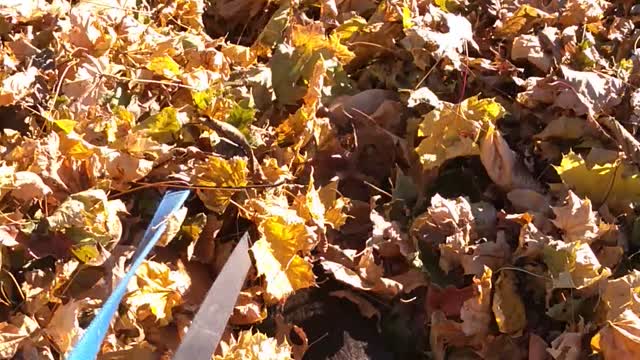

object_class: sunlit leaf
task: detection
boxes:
[146,55,182,79]
[125,261,191,326]
[52,119,77,134]
[137,107,187,143]
[554,151,640,212]
[215,329,292,360]
[193,156,248,213]
[415,96,505,170]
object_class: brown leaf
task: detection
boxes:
[480,124,541,192]
[548,330,583,360]
[229,288,267,326]
[551,191,599,243]
[460,267,492,337]
[592,309,640,359]
[44,299,87,353]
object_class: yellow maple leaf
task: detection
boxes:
[554,151,640,212]
[125,261,191,326]
[415,96,506,170]
[146,55,183,79]
[318,180,350,230]
[293,176,326,225]
[251,237,315,304]
[215,329,292,360]
[291,24,354,65]
[248,197,318,303]
[193,156,248,213]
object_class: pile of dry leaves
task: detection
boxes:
[2,0,640,359]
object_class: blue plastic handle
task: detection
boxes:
[67,189,191,360]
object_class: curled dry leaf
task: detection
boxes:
[591,309,640,359]
[0,315,39,359]
[600,270,640,320]
[45,189,126,265]
[369,209,414,259]
[517,66,624,117]
[9,171,52,202]
[460,267,493,337]
[559,0,611,26]
[321,259,402,298]
[480,124,541,192]
[511,33,554,73]
[0,67,38,106]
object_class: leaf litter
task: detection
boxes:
[3,0,640,359]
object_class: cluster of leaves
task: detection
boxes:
[3,0,640,359]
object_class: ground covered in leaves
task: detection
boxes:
[3,0,640,359]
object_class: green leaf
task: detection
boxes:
[226,103,255,139]
[138,107,186,143]
[192,88,219,111]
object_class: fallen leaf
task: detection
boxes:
[601,270,640,320]
[10,171,52,202]
[229,288,268,326]
[401,5,478,70]
[591,309,640,359]
[0,316,37,359]
[543,240,611,293]
[554,151,640,212]
[551,190,599,243]
[0,67,38,106]
[559,0,611,26]
[193,156,248,213]
[44,299,87,353]
[125,261,191,326]
[480,123,541,192]
[215,329,292,360]
[460,267,492,337]
[492,271,526,334]
[415,96,505,170]
[548,329,583,360]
